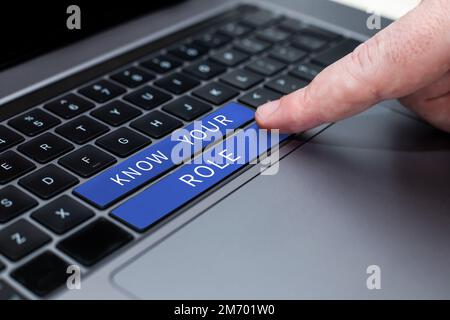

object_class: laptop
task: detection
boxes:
[1,0,449,300]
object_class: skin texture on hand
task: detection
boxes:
[255,0,450,133]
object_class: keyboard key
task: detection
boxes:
[265,75,308,94]
[44,94,95,119]
[57,218,133,266]
[11,251,70,297]
[313,38,361,66]
[302,25,341,41]
[110,66,154,88]
[131,111,182,139]
[220,69,264,90]
[289,62,324,81]
[292,34,327,51]
[184,60,226,80]
[210,49,249,67]
[0,280,26,300]
[19,164,79,199]
[79,80,126,103]
[256,27,291,43]
[74,103,254,208]
[0,259,4,272]
[162,96,212,121]
[124,86,172,110]
[246,57,286,76]
[111,123,289,231]
[0,151,35,184]
[91,100,142,126]
[242,11,279,28]
[56,116,109,144]
[58,145,116,178]
[239,88,282,108]
[234,37,271,54]
[168,43,207,61]
[32,196,94,234]
[278,17,303,32]
[96,128,151,157]
[0,125,24,152]
[0,219,51,261]
[192,82,238,105]
[0,186,38,223]
[141,54,181,74]
[18,133,74,163]
[269,46,307,63]
[154,72,200,95]
[218,22,252,37]
[193,32,231,49]
[8,109,61,137]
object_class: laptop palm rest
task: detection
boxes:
[113,104,450,299]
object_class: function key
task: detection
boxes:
[234,37,271,54]
[91,100,142,126]
[0,125,24,152]
[11,251,70,297]
[8,109,61,137]
[278,17,304,32]
[290,62,324,81]
[141,54,182,74]
[124,86,172,110]
[154,72,200,95]
[44,93,95,119]
[218,22,252,37]
[184,59,226,80]
[265,75,308,95]
[57,218,133,266]
[292,34,327,52]
[239,88,282,108]
[96,128,151,157]
[0,151,35,184]
[210,49,249,67]
[168,43,207,61]
[0,280,26,300]
[246,57,286,76]
[269,46,307,63]
[56,116,109,144]
[31,196,94,234]
[162,96,212,121]
[0,186,38,223]
[19,164,79,199]
[192,82,239,105]
[79,80,126,103]
[193,32,231,49]
[110,66,154,88]
[255,27,291,43]
[242,11,279,28]
[0,219,51,261]
[220,69,264,90]
[18,133,74,164]
[131,111,182,139]
[58,145,116,178]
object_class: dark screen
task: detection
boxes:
[0,1,183,70]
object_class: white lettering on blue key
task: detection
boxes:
[73,103,254,208]
[110,123,289,231]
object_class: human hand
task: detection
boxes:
[255,0,450,133]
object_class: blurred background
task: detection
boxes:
[333,0,421,19]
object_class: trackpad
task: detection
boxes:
[113,105,450,299]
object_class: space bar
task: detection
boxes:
[111,123,289,232]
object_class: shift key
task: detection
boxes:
[74,103,254,208]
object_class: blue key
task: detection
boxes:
[74,103,254,208]
[111,123,289,231]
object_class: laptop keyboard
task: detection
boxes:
[0,5,360,298]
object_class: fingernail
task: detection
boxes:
[256,100,280,120]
